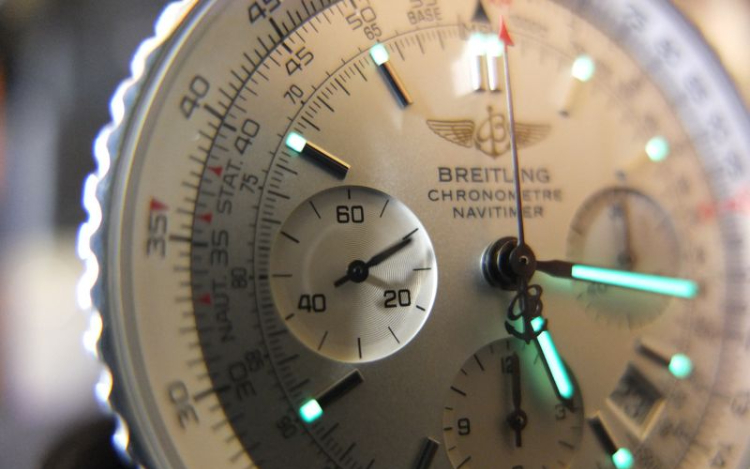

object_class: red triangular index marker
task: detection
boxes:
[150,198,169,212]
[197,293,212,306]
[499,16,514,47]
[208,166,223,177]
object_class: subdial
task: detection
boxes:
[567,187,681,328]
[443,339,584,469]
[270,186,438,363]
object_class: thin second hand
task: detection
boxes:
[498,20,575,405]
[499,18,525,247]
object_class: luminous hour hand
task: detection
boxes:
[504,281,576,407]
[536,260,699,299]
[531,318,575,407]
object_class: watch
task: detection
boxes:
[79,1,750,468]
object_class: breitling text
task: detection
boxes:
[437,166,550,184]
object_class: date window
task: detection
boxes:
[608,366,663,432]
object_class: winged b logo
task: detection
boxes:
[427,106,551,159]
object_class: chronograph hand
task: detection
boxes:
[497,17,537,335]
[495,18,576,408]
[499,17,527,252]
[536,260,699,299]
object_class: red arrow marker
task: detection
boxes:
[698,203,716,221]
[698,188,750,221]
[499,16,514,47]
[197,293,212,306]
[198,213,213,224]
[150,198,169,212]
[724,188,750,213]
[208,166,223,177]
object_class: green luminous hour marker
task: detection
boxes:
[646,136,671,162]
[612,448,635,469]
[286,132,307,153]
[299,371,363,424]
[669,353,694,379]
[370,43,390,66]
[560,55,595,116]
[370,43,413,106]
[532,317,574,400]
[485,35,503,58]
[571,54,596,82]
[469,33,502,92]
[469,32,487,56]
[590,415,633,468]
[484,35,503,92]
[299,399,323,423]
[469,33,487,91]
[571,265,699,299]
[284,132,350,179]
[636,341,694,379]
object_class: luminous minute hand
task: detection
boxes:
[536,260,699,299]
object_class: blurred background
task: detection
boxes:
[0,1,170,467]
[0,0,747,468]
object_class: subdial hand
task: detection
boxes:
[506,353,528,448]
[612,197,635,269]
[333,233,414,287]
[535,260,699,299]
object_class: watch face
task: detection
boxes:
[82,0,750,468]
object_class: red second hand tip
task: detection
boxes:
[499,16,514,47]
